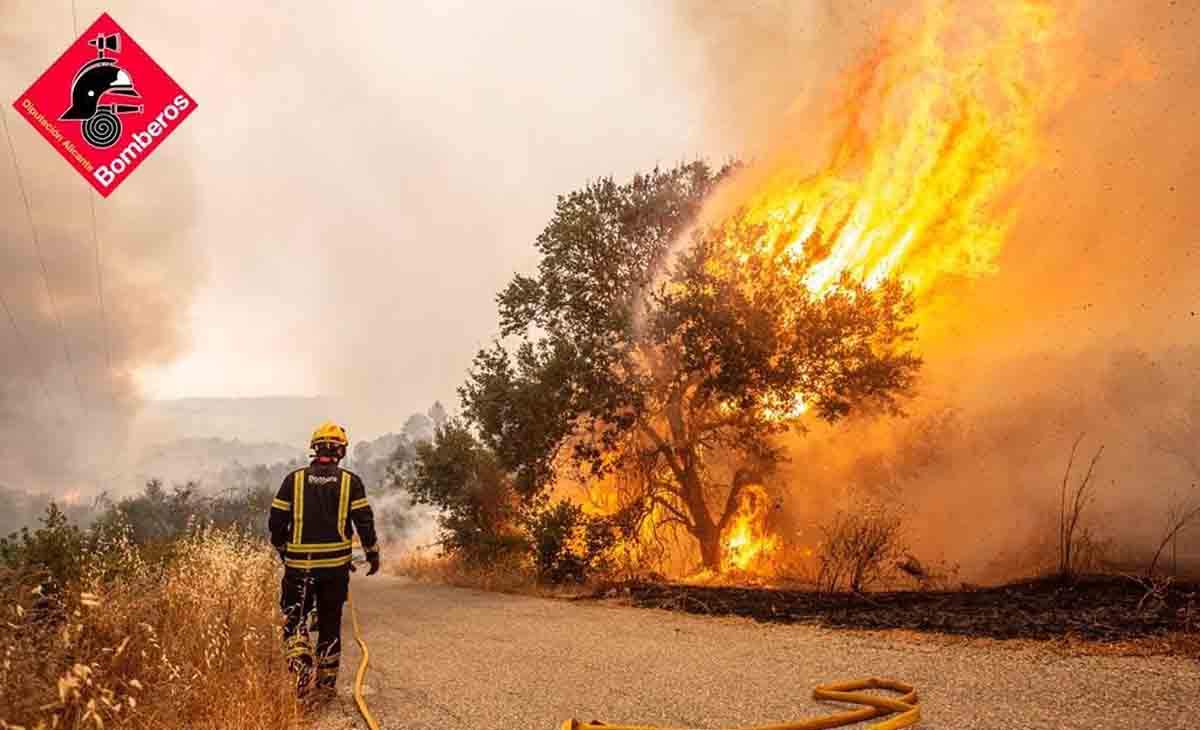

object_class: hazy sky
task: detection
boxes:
[1,1,740,434]
[125,1,717,407]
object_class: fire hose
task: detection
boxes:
[559,678,920,730]
[347,587,382,730]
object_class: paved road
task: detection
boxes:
[314,576,1198,730]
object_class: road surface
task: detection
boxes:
[313,576,1198,730]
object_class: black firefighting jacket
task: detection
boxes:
[269,460,378,570]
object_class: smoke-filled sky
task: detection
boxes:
[2,0,1199,534]
[0,0,725,486]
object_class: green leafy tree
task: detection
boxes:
[463,161,922,570]
[405,420,526,565]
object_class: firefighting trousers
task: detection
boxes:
[281,567,349,690]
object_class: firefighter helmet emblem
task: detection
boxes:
[58,32,142,149]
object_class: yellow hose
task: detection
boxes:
[348,588,383,730]
[560,678,920,730]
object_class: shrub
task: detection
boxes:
[406,420,530,567]
[91,480,273,545]
[815,502,906,593]
[527,500,617,584]
[0,502,89,590]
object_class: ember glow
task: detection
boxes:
[671,1,1068,576]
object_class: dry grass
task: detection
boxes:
[390,550,604,602]
[0,528,302,730]
[391,550,536,594]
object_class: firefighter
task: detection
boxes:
[269,421,381,695]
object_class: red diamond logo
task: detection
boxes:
[11,13,197,197]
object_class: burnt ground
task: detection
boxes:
[592,575,1200,643]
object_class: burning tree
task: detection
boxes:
[461,162,921,572]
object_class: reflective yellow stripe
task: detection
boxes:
[284,555,353,569]
[286,540,352,553]
[350,497,370,511]
[292,470,305,545]
[337,471,351,541]
[272,498,291,511]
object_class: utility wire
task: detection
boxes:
[87,195,115,390]
[72,0,125,494]
[0,285,66,424]
[72,1,117,407]
[1,107,91,419]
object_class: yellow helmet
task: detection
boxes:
[310,421,349,449]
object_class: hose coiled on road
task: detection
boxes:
[561,677,920,730]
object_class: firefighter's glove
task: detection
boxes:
[275,547,286,564]
[367,549,381,576]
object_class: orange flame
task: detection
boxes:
[697,2,1068,571]
[712,1,1062,304]
[597,2,1071,578]
[720,484,780,574]
[700,1,1067,433]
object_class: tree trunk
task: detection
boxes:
[696,524,722,571]
[679,463,722,571]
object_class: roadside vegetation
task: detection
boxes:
[0,497,300,730]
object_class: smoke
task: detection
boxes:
[1,10,200,492]
[2,1,707,496]
[111,1,709,441]
[669,0,1200,578]
[371,489,440,552]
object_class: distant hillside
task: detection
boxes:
[132,437,305,487]
[132,396,340,447]
[125,398,446,486]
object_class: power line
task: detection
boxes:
[72,1,117,407]
[73,0,129,496]
[87,195,114,386]
[0,285,66,424]
[1,107,91,419]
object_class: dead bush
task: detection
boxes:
[1057,435,1106,580]
[1147,491,1200,578]
[815,502,906,593]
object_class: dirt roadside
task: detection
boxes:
[313,576,1198,730]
